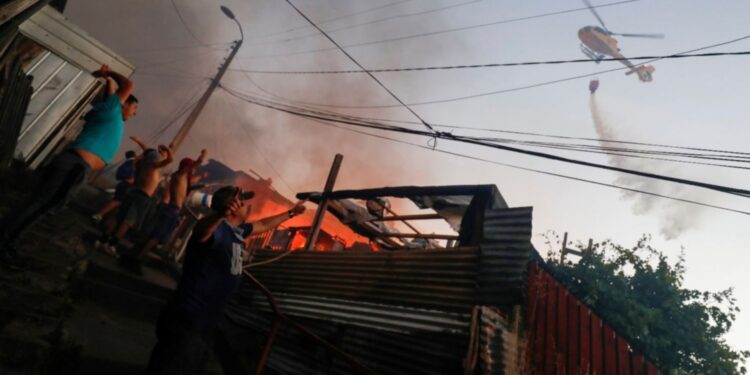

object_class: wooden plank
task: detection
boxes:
[383,233,459,240]
[579,307,591,375]
[645,362,660,375]
[556,286,567,375]
[544,276,557,375]
[0,0,37,24]
[373,213,443,221]
[631,353,645,375]
[603,326,617,375]
[591,315,603,375]
[566,296,580,375]
[617,336,631,375]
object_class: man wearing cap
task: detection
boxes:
[135,149,208,267]
[146,186,305,374]
[97,143,173,256]
[0,64,137,269]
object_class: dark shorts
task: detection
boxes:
[113,181,133,201]
[150,204,181,244]
[116,189,152,230]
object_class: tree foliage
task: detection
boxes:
[543,233,748,374]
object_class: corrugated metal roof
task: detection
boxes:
[224,306,468,375]
[248,293,471,335]
[248,247,480,314]
[221,185,536,374]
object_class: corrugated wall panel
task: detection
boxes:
[249,248,480,314]
[477,206,533,307]
[525,262,663,374]
[248,293,472,335]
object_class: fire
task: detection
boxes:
[231,174,368,250]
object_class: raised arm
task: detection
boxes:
[92,65,116,98]
[129,136,148,151]
[154,144,174,168]
[92,64,134,104]
[195,149,207,165]
[108,70,135,104]
[247,201,306,235]
[193,190,242,243]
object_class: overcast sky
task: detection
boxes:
[66,0,750,353]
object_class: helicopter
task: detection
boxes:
[577,0,663,83]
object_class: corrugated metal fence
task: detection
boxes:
[525,262,661,375]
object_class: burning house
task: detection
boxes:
[214,184,663,374]
[193,159,359,251]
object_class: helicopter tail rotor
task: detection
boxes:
[625,65,655,82]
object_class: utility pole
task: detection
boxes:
[559,232,593,263]
[170,39,242,151]
[304,154,344,251]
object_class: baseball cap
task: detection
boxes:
[210,185,255,211]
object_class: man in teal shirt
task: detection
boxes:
[0,64,137,269]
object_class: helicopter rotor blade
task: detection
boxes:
[611,32,665,39]
[582,0,609,31]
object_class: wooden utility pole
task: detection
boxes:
[170,39,242,151]
[304,154,343,251]
[560,232,593,263]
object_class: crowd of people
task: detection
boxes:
[0,65,306,374]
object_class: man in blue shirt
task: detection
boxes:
[146,185,305,375]
[0,64,136,269]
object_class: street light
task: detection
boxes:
[220,5,243,42]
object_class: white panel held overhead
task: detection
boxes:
[18,5,133,75]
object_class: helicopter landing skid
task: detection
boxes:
[580,44,605,63]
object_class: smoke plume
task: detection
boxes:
[589,95,705,239]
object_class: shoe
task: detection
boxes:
[0,246,28,271]
[104,244,119,258]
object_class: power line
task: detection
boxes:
[136,48,221,69]
[222,82,750,169]
[220,82,750,161]
[240,0,639,60]
[245,0,483,47]
[222,78,750,169]
[145,80,210,144]
[133,71,210,80]
[170,0,209,45]
[245,34,750,109]
[220,91,298,196]
[221,86,750,199]
[234,96,750,217]
[232,50,750,75]
[127,42,231,54]
[257,0,414,39]
[285,0,437,133]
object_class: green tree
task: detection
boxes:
[543,233,748,374]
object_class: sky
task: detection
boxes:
[65,0,750,354]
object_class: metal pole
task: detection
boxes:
[169,39,242,151]
[304,154,343,251]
